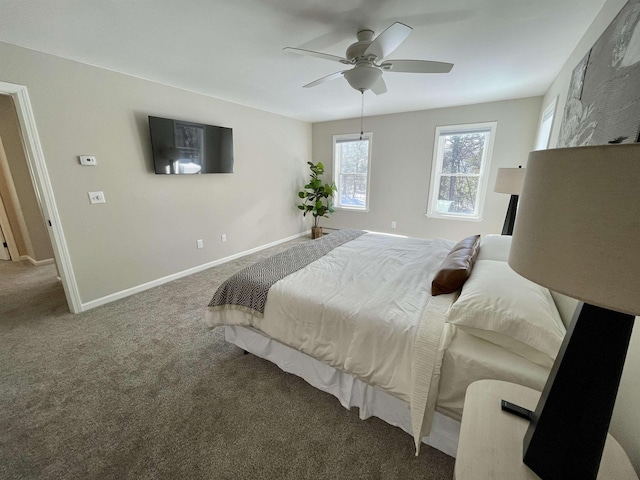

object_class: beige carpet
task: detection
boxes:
[0,240,455,480]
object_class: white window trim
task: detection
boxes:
[426,121,498,221]
[332,132,372,213]
[534,97,558,150]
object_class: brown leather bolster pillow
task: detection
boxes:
[431,234,481,295]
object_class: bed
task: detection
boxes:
[205,230,575,458]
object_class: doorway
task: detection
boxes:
[0,181,17,261]
[0,223,10,260]
[0,81,81,313]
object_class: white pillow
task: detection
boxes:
[446,259,565,368]
[477,235,512,262]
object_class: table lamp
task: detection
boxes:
[508,144,640,479]
[494,166,525,235]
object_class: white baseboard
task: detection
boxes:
[80,230,310,312]
[20,255,55,266]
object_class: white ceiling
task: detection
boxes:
[0,0,607,123]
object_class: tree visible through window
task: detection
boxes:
[333,133,371,210]
[428,122,497,220]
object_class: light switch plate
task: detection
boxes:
[88,191,106,204]
[79,155,97,166]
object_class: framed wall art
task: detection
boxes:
[558,0,640,147]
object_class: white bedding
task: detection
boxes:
[436,327,550,421]
[206,232,458,450]
[205,233,568,458]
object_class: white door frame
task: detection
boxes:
[0,81,82,313]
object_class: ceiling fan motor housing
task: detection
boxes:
[345,29,375,61]
[344,29,383,91]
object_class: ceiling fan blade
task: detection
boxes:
[303,71,347,88]
[370,76,387,95]
[283,47,351,65]
[380,59,454,74]
[364,22,412,60]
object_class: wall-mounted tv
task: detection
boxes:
[148,116,234,174]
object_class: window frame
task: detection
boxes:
[426,121,498,222]
[332,132,373,212]
[534,97,557,150]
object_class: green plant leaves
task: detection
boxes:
[297,161,336,227]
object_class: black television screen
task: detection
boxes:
[148,116,234,174]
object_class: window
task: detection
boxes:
[427,122,497,221]
[332,133,372,211]
[535,98,557,150]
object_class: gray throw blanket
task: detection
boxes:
[208,229,366,317]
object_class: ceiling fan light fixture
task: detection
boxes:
[344,65,382,93]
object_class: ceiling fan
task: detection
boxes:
[284,22,453,95]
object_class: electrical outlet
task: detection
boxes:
[221,234,227,243]
[196,239,204,249]
[391,221,397,229]
[88,191,106,204]
[79,155,97,166]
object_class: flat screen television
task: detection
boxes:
[148,116,234,174]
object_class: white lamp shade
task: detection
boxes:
[508,144,640,316]
[494,167,526,195]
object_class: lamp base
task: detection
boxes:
[501,194,519,235]
[523,303,635,480]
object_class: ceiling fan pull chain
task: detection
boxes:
[360,92,364,140]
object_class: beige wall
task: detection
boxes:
[312,97,541,240]
[0,42,311,303]
[0,94,54,261]
[540,0,639,472]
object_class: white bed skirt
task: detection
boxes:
[224,325,460,458]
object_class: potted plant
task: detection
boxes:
[297,161,337,239]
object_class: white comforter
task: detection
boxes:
[205,232,458,450]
